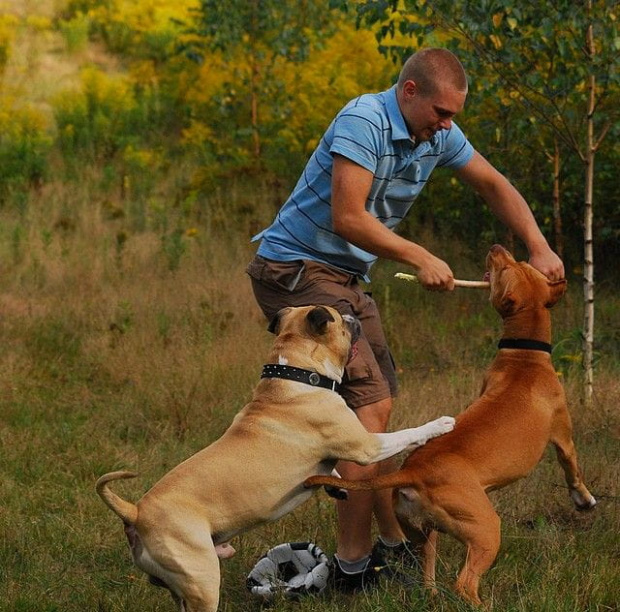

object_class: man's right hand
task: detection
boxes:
[414,253,455,291]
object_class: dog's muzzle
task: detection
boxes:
[342,314,361,364]
[342,314,361,343]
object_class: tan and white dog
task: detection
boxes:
[305,247,597,606]
[97,305,455,612]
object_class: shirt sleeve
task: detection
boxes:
[329,103,384,174]
[437,122,474,169]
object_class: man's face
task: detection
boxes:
[398,80,467,142]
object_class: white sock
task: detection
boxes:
[378,535,404,547]
[335,554,370,574]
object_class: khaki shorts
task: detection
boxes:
[247,255,398,409]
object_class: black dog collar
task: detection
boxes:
[498,338,552,354]
[261,364,341,393]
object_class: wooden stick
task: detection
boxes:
[394,272,490,289]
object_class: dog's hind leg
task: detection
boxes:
[432,485,500,606]
[170,541,222,612]
[401,523,439,592]
[454,512,500,605]
[393,488,438,591]
[550,410,596,510]
[420,529,439,594]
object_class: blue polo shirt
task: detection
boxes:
[253,85,474,281]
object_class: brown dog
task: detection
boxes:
[96,305,455,612]
[305,246,596,606]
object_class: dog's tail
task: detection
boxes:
[304,471,415,492]
[96,471,139,525]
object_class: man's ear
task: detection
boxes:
[402,79,417,98]
[306,306,335,336]
[545,279,567,308]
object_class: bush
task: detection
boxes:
[53,67,138,162]
[0,100,52,203]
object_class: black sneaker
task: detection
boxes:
[331,548,417,593]
[372,538,420,570]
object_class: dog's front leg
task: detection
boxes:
[373,416,455,462]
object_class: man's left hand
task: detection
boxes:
[529,248,565,281]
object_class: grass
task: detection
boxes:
[0,176,619,612]
[0,4,618,610]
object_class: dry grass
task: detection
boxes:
[1,174,619,612]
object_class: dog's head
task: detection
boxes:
[267,305,361,372]
[485,244,567,316]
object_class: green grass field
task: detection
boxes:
[1,184,618,612]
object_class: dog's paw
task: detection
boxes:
[571,489,597,511]
[215,542,237,559]
[325,485,348,501]
[429,416,456,436]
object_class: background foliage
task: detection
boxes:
[0,0,617,274]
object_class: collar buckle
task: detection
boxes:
[308,372,321,386]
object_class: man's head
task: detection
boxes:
[396,48,468,142]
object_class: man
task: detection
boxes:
[247,48,564,592]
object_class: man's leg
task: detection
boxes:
[247,257,409,577]
[374,455,407,542]
[335,397,405,562]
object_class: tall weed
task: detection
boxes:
[58,11,90,53]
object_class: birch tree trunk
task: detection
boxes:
[582,12,595,408]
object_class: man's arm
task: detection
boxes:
[455,151,564,280]
[331,154,455,290]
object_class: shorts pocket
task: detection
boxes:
[247,257,306,292]
[344,359,372,383]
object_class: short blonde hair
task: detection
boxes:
[397,48,468,96]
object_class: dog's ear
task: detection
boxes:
[267,308,289,335]
[499,290,517,314]
[306,305,335,335]
[494,277,518,314]
[545,279,567,308]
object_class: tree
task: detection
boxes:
[188,0,338,163]
[341,0,620,405]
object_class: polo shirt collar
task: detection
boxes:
[385,85,412,142]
